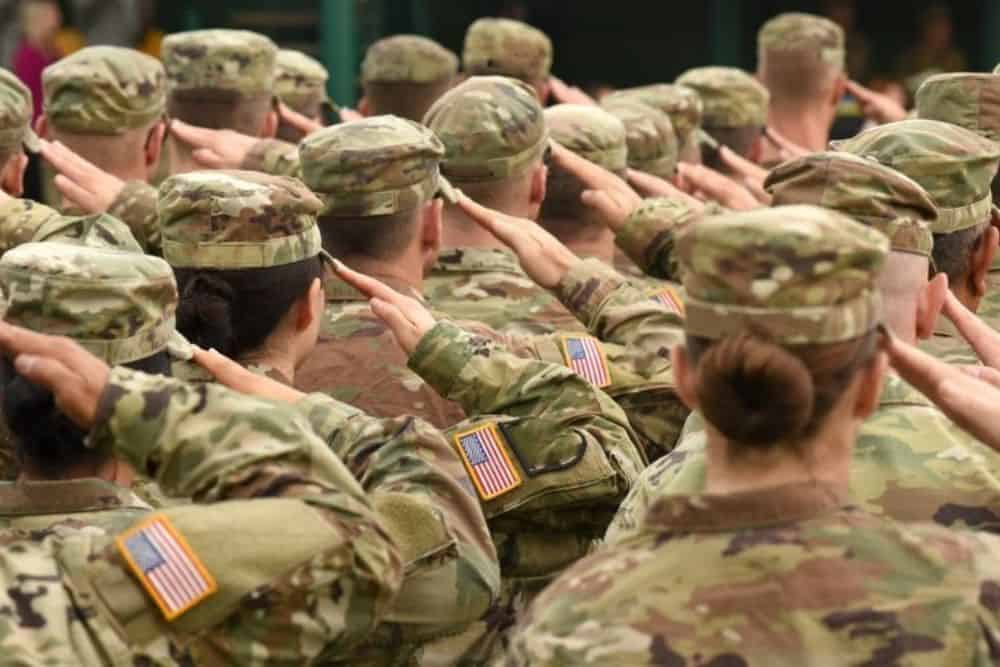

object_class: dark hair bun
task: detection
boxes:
[176,273,236,356]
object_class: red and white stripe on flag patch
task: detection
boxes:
[454,423,523,501]
[117,514,217,620]
[649,286,685,317]
[560,335,612,388]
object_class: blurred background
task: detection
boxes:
[6,0,1000,108]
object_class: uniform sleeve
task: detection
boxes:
[79,367,403,662]
[107,181,160,255]
[241,138,302,178]
[293,392,500,646]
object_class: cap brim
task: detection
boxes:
[437,174,461,205]
[22,126,40,154]
[697,128,719,150]
[166,329,195,361]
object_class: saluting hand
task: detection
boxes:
[169,120,259,170]
[39,139,125,213]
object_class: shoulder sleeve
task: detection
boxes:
[241,138,302,178]
[107,181,160,254]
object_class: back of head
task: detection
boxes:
[159,169,326,358]
[162,29,277,134]
[361,35,458,121]
[757,12,845,108]
[463,18,552,92]
[678,205,887,449]
[603,84,703,163]
[275,49,329,142]
[0,67,39,167]
[676,66,768,166]
[601,99,678,179]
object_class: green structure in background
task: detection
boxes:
[708,0,743,68]
[321,0,359,107]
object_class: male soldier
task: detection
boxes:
[274,49,330,144]
[676,66,770,172]
[757,12,847,162]
[0,68,39,197]
[608,151,1000,543]
[359,34,458,122]
[835,119,1000,365]
[915,72,1000,332]
[604,83,704,164]
[38,46,167,251]
[462,17,552,103]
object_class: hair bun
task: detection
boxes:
[176,272,236,355]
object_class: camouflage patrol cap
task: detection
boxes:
[159,170,326,269]
[678,205,887,344]
[162,29,277,96]
[546,104,628,173]
[758,12,846,70]
[0,68,39,153]
[34,213,144,253]
[462,18,553,82]
[603,84,703,145]
[42,46,166,135]
[624,197,699,280]
[275,49,329,113]
[0,242,178,364]
[676,67,769,128]
[602,100,678,178]
[361,35,458,85]
[424,75,546,182]
[832,119,1000,234]
[301,114,455,216]
[0,199,62,256]
[766,152,936,257]
[916,72,1000,142]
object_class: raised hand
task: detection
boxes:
[942,290,1000,368]
[193,347,305,403]
[676,163,763,211]
[278,102,324,136]
[549,76,598,106]
[40,139,125,212]
[170,120,259,170]
[845,80,907,125]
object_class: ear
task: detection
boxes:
[295,276,323,333]
[0,152,27,196]
[971,225,999,299]
[671,343,700,411]
[35,114,50,139]
[358,96,371,117]
[420,198,444,271]
[530,163,547,208]
[260,109,279,139]
[853,350,888,419]
[748,134,765,165]
[143,120,167,170]
[916,272,949,340]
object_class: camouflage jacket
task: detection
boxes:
[918,315,979,366]
[0,367,402,665]
[106,180,161,255]
[0,478,153,535]
[607,373,1000,544]
[613,201,686,282]
[504,481,1000,666]
[242,138,302,178]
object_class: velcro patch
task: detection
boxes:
[454,424,523,501]
[560,335,612,388]
[649,286,685,317]
[117,514,217,621]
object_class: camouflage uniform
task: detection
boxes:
[600,99,678,180]
[361,34,458,88]
[0,197,62,255]
[604,84,704,164]
[462,18,552,84]
[274,49,330,144]
[612,195,702,282]
[0,67,40,157]
[675,66,769,134]
[834,119,1000,366]
[41,46,167,253]
[507,206,1000,666]
[915,72,1000,333]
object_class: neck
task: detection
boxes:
[442,208,512,250]
[337,254,424,292]
[767,105,832,152]
[241,342,298,384]
[550,225,615,263]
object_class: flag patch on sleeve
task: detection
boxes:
[649,286,685,317]
[560,335,612,388]
[117,514,217,621]
[454,424,523,500]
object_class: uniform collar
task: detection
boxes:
[432,246,524,275]
[0,478,150,516]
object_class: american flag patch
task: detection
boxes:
[650,287,685,317]
[561,336,612,388]
[454,424,522,500]
[117,515,217,620]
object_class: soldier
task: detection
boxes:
[504,206,1000,667]
[757,12,847,162]
[676,66,770,173]
[834,119,1000,365]
[0,320,403,663]
[0,68,39,197]
[37,46,167,251]
[359,34,459,122]
[604,83,704,165]
[462,17,553,103]
[274,49,330,144]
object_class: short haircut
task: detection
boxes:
[362,80,453,122]
[168,88,273,135]
[49,122,158,176]
[760,57,840,108]
[318,208,420,262]
[932,222,988,284]
[540,162,620,242]
[702,126,763,171]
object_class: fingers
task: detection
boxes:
[455,192,521,243]
[370,298,420,354]
[942,291,1000,368]
[339,107,364,123]
[169,120,222,150]
[845,79,872,102]
[552,142,629,193]
[580,190,627,230]
[332,260,404,304]
[192,347,245,384]
[14,354,96,426]
[191,148,228,170]
[549,76,597,106]
[40,140,93,183]
[53,174,100,212]
[279,103,323,135]
[626,169,673,197]
[961,365,1000,389]
[677,164,760,211]
[718,146,768,184]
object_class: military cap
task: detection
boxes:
[758,12,846,69]
[361,35,458,85]
[546,104,627,173]
[678,205,887,344]
[601,100,678,178]
[275,49,330,113]
[462,18,553,82]
[624,196,699,280]
[162,29,277,96]
[676,66,769,128]
[0,199,62,256]
[766,152,936,257]
[916,72,1000,142]
[832,119,1000,234]
[34,213,144,253]
[159,170,326,269]
[603,84,703,144]
[424,75,546,182]
[0,68,39,152]
[0,242,179,364]
[42,46,166,135]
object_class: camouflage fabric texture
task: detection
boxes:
[765,151,936,257]
[361,34,458,85]
[424,75,548,182]
[462,18,552,82]
[0,478,154,537]
[162,29,278,96]
[615,196,702,282]
[545,104,628,173]
[0,197,63,255]
[0,67,39,152]
[678,205,888,344]
[300,115,451,216]
[42,46,166,135]
[34,212,144,253]
[604,84,703,151]
[274,49,329,114]
[758,12,846,69]
[676,66,770,128]
[159,169,325,269]
[507,480,1000,666]
[0,366,402,663]
[601,99,679,179]
[916,72,1000,142]
[107,180,161,254]
[0,242,178,364]
[833,119,1000,234]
